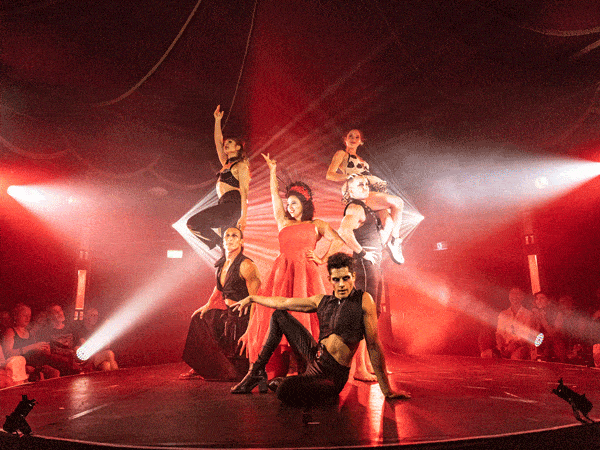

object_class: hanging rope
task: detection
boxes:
[92,0,204,107]
[541,82,600,147]
[0,134,70,159]
[222,0,259,131]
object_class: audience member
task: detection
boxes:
[530,291,558,361]
[29,309,49,336]
[1,303,61,380]
[37,304,81,376]
[0,344,28,388]
[553,295,590,365]
[496,287,534,360]
[74,308,119,371]
[0,310,12,337]
[588,287,600,367]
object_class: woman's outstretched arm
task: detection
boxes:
[214,105,226,165]
[262,153,288,230]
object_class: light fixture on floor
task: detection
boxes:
[552,378,593,423]
[3,394,36,435]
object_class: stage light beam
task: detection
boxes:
[7,185,46,203]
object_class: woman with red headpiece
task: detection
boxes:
[242,154,345,378]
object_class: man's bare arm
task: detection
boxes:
[240,259,261,295]
[233,294,323,316]
[363,292,411,399]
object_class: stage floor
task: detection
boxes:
[1,355,599,449]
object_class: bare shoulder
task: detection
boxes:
[240,257,258,271]
[3,327,15,338]
[331,149,347,162]
[232,160,250,173]
[345,202,365,217]
[240,257,259,277]
[361,291,376,312]
[312,218,326,227]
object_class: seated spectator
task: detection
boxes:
[530,291,558,361]
[1,303,61,380]
[588,287,600,367]
[37,304,82,376]
[0,344,28,388]
[29,309,49,336]
[496,287,534,360]
[0,310,12,337]
[74,308,118,371]
[478,324,500,358]
[554,295,590,365]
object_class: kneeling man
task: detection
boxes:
[181,227,261,380]
[231,252,410,406]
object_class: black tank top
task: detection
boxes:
[217,159,242,189]
[317,289,365,345]
[215,251,251,303]
[343,199,383,254]
[10,327,36,350]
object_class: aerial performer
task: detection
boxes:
[326,129,405,264]
[245,153,345,378]
[187,106,250,251]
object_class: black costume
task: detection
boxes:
[344,199,384,317]
[243,289,365,407]
[182,251,251,380]
[186,158,243,250]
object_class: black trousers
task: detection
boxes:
[186,190,241,249]
[183,307,249,380]
[256,310,350,407]
[354,255,382,317]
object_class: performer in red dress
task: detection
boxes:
[245,154,345,378]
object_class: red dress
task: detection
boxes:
[247,222,325,362]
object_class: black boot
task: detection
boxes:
[230,364,268,394]
[267,376,285,393]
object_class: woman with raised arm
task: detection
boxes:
[246,154,345,378]
[327,129,405,264]
[187,106,250,251]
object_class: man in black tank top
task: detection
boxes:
[230,252,410,406]
[180,227,261,381]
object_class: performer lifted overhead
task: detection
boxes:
[327,129,405,264]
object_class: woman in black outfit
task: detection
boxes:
[187,105,250,250]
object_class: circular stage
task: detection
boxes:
[0,355,599,449]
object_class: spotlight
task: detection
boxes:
[534,333,544,347]
[3,394,36,435]
[552,378,593,423]
[534,176,549,190]
[7,185,45,203]
[76,347,91,361]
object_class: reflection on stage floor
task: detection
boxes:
[1,354,599,449]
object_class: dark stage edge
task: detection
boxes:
[1,355,599,450]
